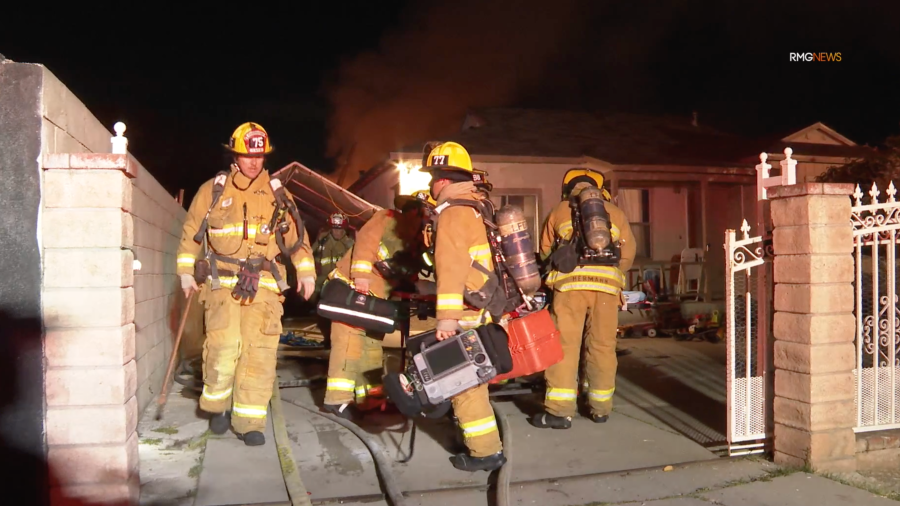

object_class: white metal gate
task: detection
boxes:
[852,182,900,432]
[722,149,794,456]
[724,220,771,455]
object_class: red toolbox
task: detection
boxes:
[490,308,564,384]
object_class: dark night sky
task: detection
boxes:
[3,1,899,205]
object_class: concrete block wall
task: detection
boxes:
[769,182,857,473]
[130,155,204,413]
[39,66,201,504]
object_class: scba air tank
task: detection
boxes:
[578,186,612,251]
[494,205,541,296]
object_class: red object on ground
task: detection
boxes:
[490,308,564,384]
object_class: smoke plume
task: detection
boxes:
[323,0,588,186]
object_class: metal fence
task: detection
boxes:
[724,220,772,455]
[852,182,900,432]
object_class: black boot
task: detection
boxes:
[450,451,507,472]
[529,411,572,429]
[209,412,231,435]
[591,413,609,423]
[238,431,265,446]
[323,403,360,421]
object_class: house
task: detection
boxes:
[349,108,869,300]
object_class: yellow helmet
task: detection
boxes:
[562,168,611,200]
[225,122,273,156]
[394,189,436,210]
[420,142,474,174]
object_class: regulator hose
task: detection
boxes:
[280,396,408,506]
[490,400,512,506]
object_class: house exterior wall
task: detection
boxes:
[648,187,689,262]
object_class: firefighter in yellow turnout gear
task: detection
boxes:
[322,194,430,420]
[177,123,316,446]
[314,213,354,298]
[530,168,636,429]
[420,142,507,472]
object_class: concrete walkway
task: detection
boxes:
[139,342,900,505]
[333,458,899,506]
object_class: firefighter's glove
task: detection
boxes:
[232,264,261,303]
[415,280,437,296]
[435,319,458,341]
[181,274,199,299]
[353,278,370,294]
[298,276,315,301]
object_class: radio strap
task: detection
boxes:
[193,170,231,244]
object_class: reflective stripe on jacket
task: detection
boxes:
[433,191,495,322]
[541,196,636,295]
[176,166,315,294]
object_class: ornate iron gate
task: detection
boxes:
[852,182,900,432]
[722,149,793,456]
[724,220,771,456]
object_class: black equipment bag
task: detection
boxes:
[316,278,400,334]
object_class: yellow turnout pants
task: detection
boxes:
[452,382,502,457]
[324,322,385,405]
[544,289,619,417]
[199,288,284,434]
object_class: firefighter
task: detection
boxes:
[530,168,636,429]
[419,141,507,472]
[322,194,431,419]
[177,122,316,446]
[313,213,355,348]
[314,213,355,297]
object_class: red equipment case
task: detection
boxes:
[490,308,563,384]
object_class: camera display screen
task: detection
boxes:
[424,339,467,377]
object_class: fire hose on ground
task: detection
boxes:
[171,357,513,506]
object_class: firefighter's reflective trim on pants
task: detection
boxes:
[294,258,315,277]
[589,387,615,402]
[546,387,578,402]
[233,402,268,419]
[350,260,373,275]
[177,254,196,267]
[209,223,260,239]
[437,294,464,311]
[377,243,390,261]
[460,415,498,439]
[327,378,356,393]
[202,385,233,401]
[217,274,282,293]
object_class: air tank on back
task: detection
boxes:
[578,186,612,251]
[494,205,542,296]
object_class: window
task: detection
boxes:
[489,192,541,252]
[617,188,651,258]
